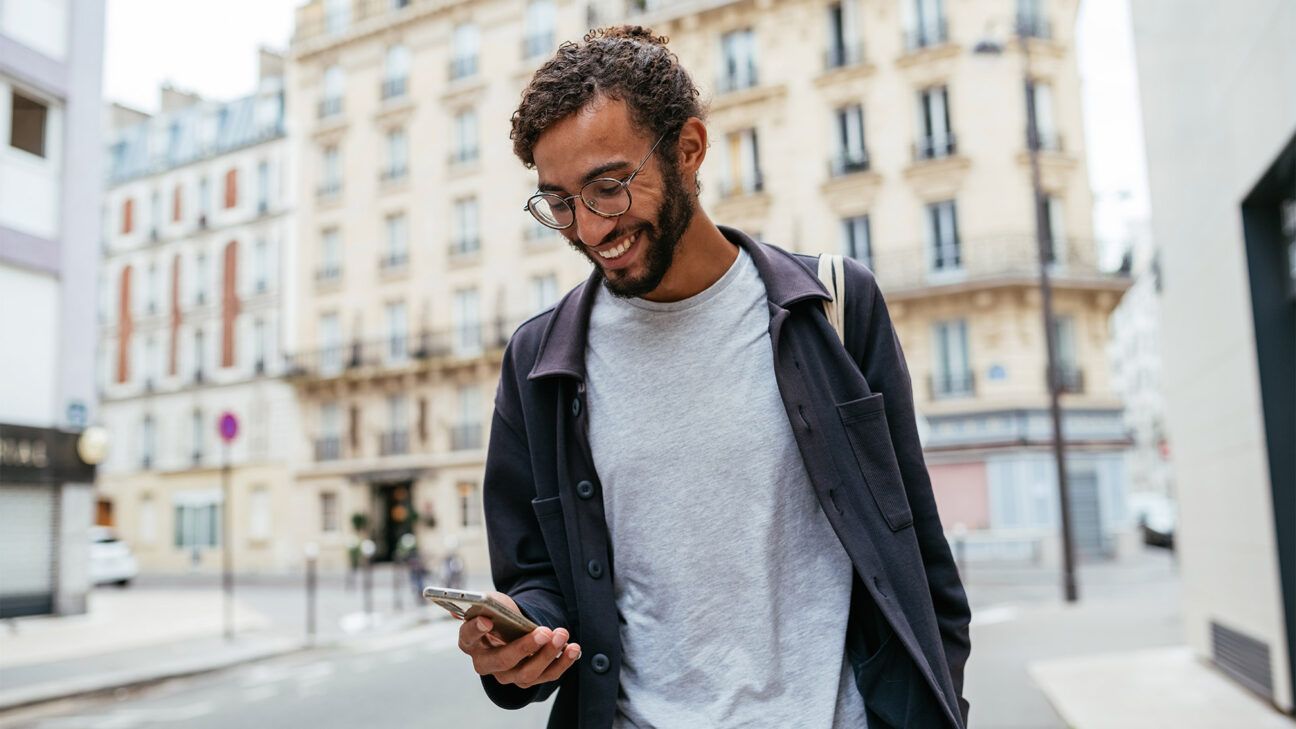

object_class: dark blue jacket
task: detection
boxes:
[481,227,971,728]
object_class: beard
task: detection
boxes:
[568,161,695,299]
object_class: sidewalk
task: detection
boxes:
[0,566,469,713]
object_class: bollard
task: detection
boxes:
[304,542,319,645]
[361,539,376,626]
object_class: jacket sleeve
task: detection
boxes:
[844,258,972,726]
[479,341,571,709]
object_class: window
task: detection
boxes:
[139,494,158,544]
[223,168,238,209]
[254,238,269,292]
[320,65,344,118]
[458,482,482,527]
[195,252,209,304]
[320,145,341,197]
[383,45,410,99]
[383,128,408,181]
[453,288,481,355]
[1025,80,1059,151]
[832,105,868,175]
[256,161,270,212]
[150,190,162,238]
[140,414,155,469]
[718,29,758,93]
[916,86,954,160]
[193,328,205,380]
[932,319,972,398]
[926,200,961,272]
[720,129,762,197]
[1041,195,1066,264]
[320,492,340,532]
[317,402,342,460]
[383,214,408,268]
[198,176,211,221]
[825,1,861,69]
[451,23,479,79]
[144,336,158,386]
[1017,0,1049,38]
[385,301,408,362]
[319,228,342,280]
[523,0,556,59]
[453,108,479,163]
[453,385,483,450]
[253,318,267,372]
[9,91,47,157]
[452,197,480,255]
[121,198,135,234]
[841,215,872,268]
[530,274,559,312]
[383,394,409,455]
[325,0,350,35]
[174,499,221,549]
[907,0,948,50]
[249,487,271,542]
[191,408,206,462]
[147,263,159,314]
[319,313,342,375]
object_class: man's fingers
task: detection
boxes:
[528,642,582,686]
[457,616,495,653]
[498,630,572,687]
[472,627,553,676]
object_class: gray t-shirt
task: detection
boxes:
[586,248,868,728]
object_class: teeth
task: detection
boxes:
[598,231,637,260]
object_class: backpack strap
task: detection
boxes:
[817,253,846,344]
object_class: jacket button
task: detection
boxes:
[586,559,603,579]
[591,653,610,674]
[571,397,581,417]
[576,480,595,499]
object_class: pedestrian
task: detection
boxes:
[441,549,464,590]
[456,25,971,729]
[405,544,428,599]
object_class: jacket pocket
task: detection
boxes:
[852,619,948,729]
[837,393,915,531]
[531,494,564,519]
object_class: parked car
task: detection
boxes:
[89,526,139,587]
[1128,493,1176,550]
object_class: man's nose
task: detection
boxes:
[572,203,619,249]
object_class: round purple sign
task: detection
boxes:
[218,412,239,443]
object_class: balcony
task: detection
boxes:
[449,147,480,165]
[314,436,341,461]
[379,252,409,272]
[829,151,871,177]
[449,57,478,81]
[825,43,864,71]
[317,97,343,119]
[379,430,410,456]
[868,236,1115,298]
[450,237,481,258]
[450,423,483,451]
[379,165,408,184]
[315,264,342,283]
[381,77,407,100]
[905,19,950,52]
[1051,365,1085,394]
[285,323,515,381]
[1027,130,1064,153]
[929,370,976,400]
[718,172,765,199]
[913,133,958,162]
[317,180,342,200]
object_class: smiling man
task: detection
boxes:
[455,26,971,729]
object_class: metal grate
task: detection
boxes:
[1211,621,1274,700]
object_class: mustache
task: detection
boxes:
[588,224,650,249]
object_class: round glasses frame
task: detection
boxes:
[523,133,669,230]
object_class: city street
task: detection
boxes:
[0,549,1186,729]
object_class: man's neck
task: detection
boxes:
[640,213,739,303]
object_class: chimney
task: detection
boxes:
[159,83,202,113]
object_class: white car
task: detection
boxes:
[89,526,139,587]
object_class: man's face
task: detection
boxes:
[530,99,695,298]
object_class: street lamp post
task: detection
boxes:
[218,412,240,639]
[975,20,1079,603]
[304,542,319,645]
[360,538,376,626]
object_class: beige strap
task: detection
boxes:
[817,253,846,344]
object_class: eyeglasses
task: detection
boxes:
[523,133,668,230]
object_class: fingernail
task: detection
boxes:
[533,630,550,645]
[477,618,491,631]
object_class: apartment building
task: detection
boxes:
[96,51,301,573]
[286,0,1129,571]
[0,0,105,617]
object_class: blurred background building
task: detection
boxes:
[1131,0,1295,713]
[95,50,302,573]
[0,0,105,617]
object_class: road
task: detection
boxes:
[0,619,552,729]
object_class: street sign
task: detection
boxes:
[218,412,239,443]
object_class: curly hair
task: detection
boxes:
[510,25,705,169]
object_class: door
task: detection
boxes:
[1067,472,1106,559]
[0,485,58,618]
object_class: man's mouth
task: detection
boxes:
[594,229,641,260]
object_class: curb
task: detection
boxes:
[0,638,305,714]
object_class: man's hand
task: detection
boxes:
[457,591,581,690]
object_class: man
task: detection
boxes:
[456,26,971,729]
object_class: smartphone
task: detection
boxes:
[423,586,539,642]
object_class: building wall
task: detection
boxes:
[1131,0,1295,711]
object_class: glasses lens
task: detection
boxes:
[528,194,571,229]
[581,179,630,216]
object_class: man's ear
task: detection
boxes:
[676,117,708,186]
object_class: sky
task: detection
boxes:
[102,0,1151,268]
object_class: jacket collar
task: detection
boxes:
[527,225,831,381]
